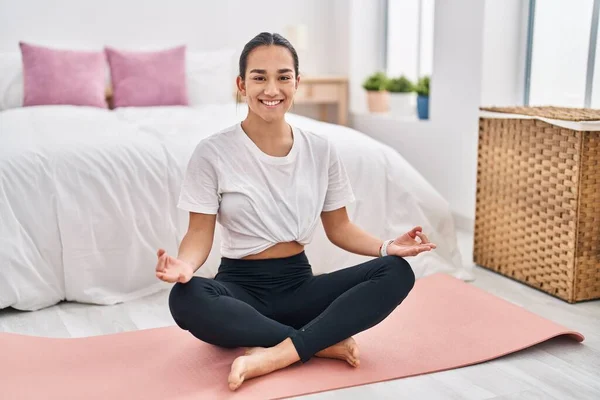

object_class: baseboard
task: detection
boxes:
[453,212,474,233]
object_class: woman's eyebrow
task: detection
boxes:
[249,68,293,74]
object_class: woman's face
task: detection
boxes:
[237,45,299,123]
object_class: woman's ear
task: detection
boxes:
[236,76,246,96]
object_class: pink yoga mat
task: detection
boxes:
[1,273,584,400]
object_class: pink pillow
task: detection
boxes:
[19,42,107,108]
[105,46,188,108]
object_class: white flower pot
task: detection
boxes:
[389,92,416,116]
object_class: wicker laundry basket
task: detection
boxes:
[474,106,600,303]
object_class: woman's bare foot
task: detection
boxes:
[228,351,272,391]
[315,337,360,367]
[244,346,265,355]
[229,338,300,391]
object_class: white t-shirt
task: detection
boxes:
[177,122,355,259]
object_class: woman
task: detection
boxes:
[155,32,436,391]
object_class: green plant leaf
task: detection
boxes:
[362,71,389,91]
[385,75,414,93]
[414,76,430,96]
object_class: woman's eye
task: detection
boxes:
[280,76,291,81]
[253,77,265,81]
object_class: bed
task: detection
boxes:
[0,100,473,311]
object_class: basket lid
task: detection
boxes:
[480,106,600,121]
[479,106,600,131]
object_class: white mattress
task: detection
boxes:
[0,103,472,310]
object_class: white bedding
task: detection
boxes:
[0,103,472,311]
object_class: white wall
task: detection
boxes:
[348,0,387,113]
[0,0,347,76]
[353,0,487,229]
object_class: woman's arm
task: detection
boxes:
[177,212,217,273]
[320,207,383,258]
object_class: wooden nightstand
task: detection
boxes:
[293,76,349,126]
[236,76,349,126]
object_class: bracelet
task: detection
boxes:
[379,239,394,257]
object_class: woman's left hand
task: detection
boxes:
[386,226,437,257]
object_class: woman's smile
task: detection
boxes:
[259,99,284,108]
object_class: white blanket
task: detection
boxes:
[0,104,472,311]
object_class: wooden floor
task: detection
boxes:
[1,229,599,399]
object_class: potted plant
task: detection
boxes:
[385,75,414,116]
[415,76,430,120]
[362,72,389,113]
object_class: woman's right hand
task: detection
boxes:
[155,249,194,284]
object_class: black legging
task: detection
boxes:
[168,251,415,363]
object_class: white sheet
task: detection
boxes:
[0,103,472,311]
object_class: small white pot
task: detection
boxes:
[389,92,416,116]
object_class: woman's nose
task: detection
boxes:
[264,80,280,96]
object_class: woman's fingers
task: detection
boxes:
[410,244,435,256]
[409,248,423,256]
[164,254,174,271]
[166,255,179,271]
[156,270,166,280]
[160,254,167,272]
[157,254,190,282]
[156,253,168,272]
[416,233,436,249]
[156,270,177,283]
[156,251,183,283]
[408,226,422,238]
[415,231,429,244]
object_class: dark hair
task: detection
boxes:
[238,32,300,80]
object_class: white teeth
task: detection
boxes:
[261,100,282,106]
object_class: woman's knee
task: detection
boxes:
[380,256,416,299]
[168,282,189,328]
[168,277,214,328]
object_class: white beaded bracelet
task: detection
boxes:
[379,239,394,257]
